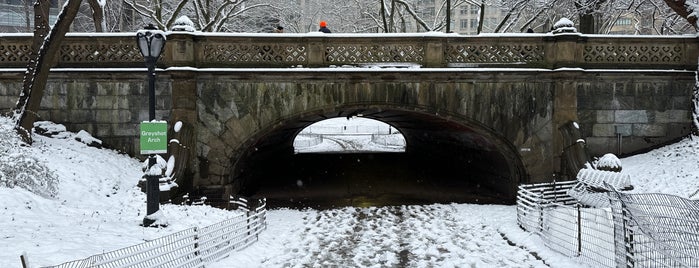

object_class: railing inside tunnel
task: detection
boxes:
[0,32,697,70]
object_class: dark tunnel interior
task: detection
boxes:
[231,108,524,209]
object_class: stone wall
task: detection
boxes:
[0,71,172,154]
[0,69,694,197]
[576,73,694,157]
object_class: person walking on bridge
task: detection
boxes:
[319,21,331,33]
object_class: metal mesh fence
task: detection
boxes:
[43,197,267,268]
[541,204,616,267]
[518,181,615,267]
[610,192,699,268]
[518,180,699,268]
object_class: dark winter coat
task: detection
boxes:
[319,27,331,33]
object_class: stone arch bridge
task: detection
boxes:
[0,32,696,207]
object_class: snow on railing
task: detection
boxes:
[41,197,267,268]
[1,33,697,70]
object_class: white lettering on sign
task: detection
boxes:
[141,131,167,136]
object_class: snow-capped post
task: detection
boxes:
[136,23,167,227]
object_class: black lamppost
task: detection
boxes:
[136,24,166,227]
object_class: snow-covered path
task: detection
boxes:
[211,204,556,268]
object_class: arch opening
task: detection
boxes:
[293,117,406,154]
[230,108,526,209]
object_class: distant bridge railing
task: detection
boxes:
[0,32,697,70]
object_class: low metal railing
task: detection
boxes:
[41,197,266,268]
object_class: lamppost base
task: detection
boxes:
[141,216,168,228]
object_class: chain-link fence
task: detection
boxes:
[42,197,267,268]
[518,179,699,268]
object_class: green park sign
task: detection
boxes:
[140,122,167,154]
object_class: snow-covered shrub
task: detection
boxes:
[0,153,59,198]
[595,153,622,172]
[0,118,59,198]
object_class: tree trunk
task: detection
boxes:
[380,0,388,33]
[87,0,105,32]
[477,1,484,34]
[579,13,596,34]
[14,0,83,143]
[663,0,698,29]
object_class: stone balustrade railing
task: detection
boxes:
[0,32,697,70]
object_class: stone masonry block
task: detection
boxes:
[592,124,631,137]
[633,124,666,137]
[615,110,647,123]
[592,124,615,137]
[654,110,690,123]
[596,111,614,123]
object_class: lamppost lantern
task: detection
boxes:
[136,23,167,121]
[136,24,166,62]
[136,23,167,227]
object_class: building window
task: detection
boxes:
[460,19,468,29]
[616,18,631,26]
[460,6,468,15]
[470,6,479,15]
[470,19,478,28]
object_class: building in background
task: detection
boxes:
[0,0,60,32]
[412,1,507,34]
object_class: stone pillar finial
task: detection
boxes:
[552,18,577,34]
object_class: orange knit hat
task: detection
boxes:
[320,21,327,28]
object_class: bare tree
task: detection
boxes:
[86,0,106,32]
[122,0,271,32]
[14,0,83,142]
[663,0,698,29]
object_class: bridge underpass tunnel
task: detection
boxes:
[232,110,523,209]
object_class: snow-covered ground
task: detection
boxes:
[1,115,698,267]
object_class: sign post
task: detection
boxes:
[140,122,168,154]
[140,121,167,227]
